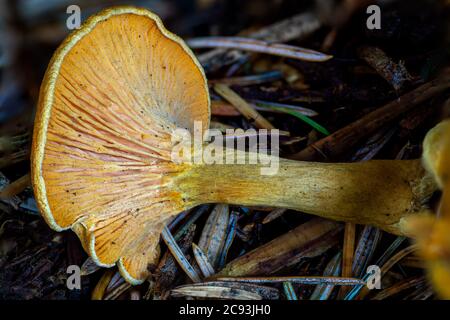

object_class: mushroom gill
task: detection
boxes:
[31,7,209,284]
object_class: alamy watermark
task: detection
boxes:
[367,5,381,30]
[366,265,382,290]
[66,265,81,290]
[65,4,381,32]
[66,5,81,30]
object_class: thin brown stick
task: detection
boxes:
[291,75,450,161]
[262,208,287,224]
[0,173,30,199]
[188,37,332,62]
[372,276,426,300]
[358,46,413,92]
[161,227,202,283]
[342,223,356,278]
[357,245,417,299]
[214,84,275,130]
[91,269,115,300]
[214,276,364,286]
[192,243,215,278]
[198,12,321,72]
[215,218,342,277]
[339,222,356,298]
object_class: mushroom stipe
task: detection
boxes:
[31,6,448,287]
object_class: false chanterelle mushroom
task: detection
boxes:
[32,7,210,284]
[32,6,446,286]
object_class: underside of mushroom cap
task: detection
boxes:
[31,6,210,284]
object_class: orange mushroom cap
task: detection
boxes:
[31,7,210,284]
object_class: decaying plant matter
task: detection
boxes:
[31,6,445,286]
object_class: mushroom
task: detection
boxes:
[32,7,210,284]
[403,120,450,298]
[31,6,440,284]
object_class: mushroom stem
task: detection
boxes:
[175,157,436,235]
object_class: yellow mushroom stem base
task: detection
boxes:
[174,157,437,235]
